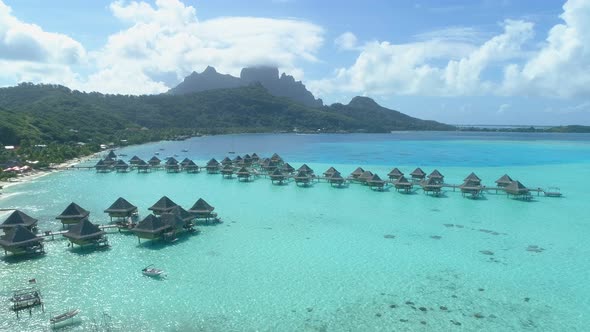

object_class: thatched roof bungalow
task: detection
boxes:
[297,164,314,176]
[136,159,151,173]
[504,180,532,200]
[323,167,338,178]
[114,159,129,173]
[56,202,90,226]
[221,164,235,178]
[242,154,252,165]
[427,169,444,184]
[180,158,191,167]
[132,214,171,242]
[464,172,482,184]
[328,171,346,187]
[188,198,218,221]
[421,177,443,195]
[0,225,44,255]
[205,158,220,174]
[165,157,180,173]
[94,159,111,173]
[104,197,138,221]
[350,167,365,179]
[221,157,233,166]
[63,218,107,247]
[281,163,295,174]
[0,210,38,232]
[410,168,426,181]
[358,171,374,185]
[394,176,413,193]
[148,196,178,215]
[495,174,513,187]
[387,168,403,180]
[184,160,199,173]
[294,170,312,186]
[148,156,161,166]
[103,156,116,166]
[236,167,252,182]
[460,179,483,198]
[270,153,283,163]
[251,153,260,163]
[106,150,117,159]
[269,168,288,185]
[129,155,142,165]
[367,174,386,190]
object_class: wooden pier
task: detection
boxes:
[40,224,120,241]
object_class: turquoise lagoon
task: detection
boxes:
[1,132,589,331]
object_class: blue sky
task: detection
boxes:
[1,0,589,125]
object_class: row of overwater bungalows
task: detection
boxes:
[0,196,220,257]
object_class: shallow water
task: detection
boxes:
[1,133,589,331]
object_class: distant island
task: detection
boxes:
[0,66,589,173]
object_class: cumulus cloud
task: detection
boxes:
[0,0,86,86]
[81,0,323,94]
[334,32,358,50]
[311,0,590,100]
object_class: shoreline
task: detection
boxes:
[0,152,101,192]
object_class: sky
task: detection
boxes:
[0,0,589,125]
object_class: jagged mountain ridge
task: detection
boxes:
[169,66,323,108]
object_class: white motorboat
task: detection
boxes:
[50,309,80,324]
[142,265,165,277]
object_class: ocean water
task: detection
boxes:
[0,132,589,331]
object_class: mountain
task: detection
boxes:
[169,66,323,108]
[0,83,454,146]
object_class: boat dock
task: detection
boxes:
[40,224,119,241]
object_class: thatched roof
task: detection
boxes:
[422,177,442,188]
[188,198,214,213]
[63,218,105,241]
[160,212,186,229]
[95,159,106,167]
[236,167,251,175]
[165,157,179,165]
[464,172,481,182]
[504,180,529,194]
[114,159,129,168]
[351,167,365,177]
[329,171,345,182]
[297,164,313,173]
[410,168,426,177]
[221,164,234,172]
[394,176,412,186]
[251,153,260,160]
[368,173,385,184]
[428,169,444,179]
[294,170,310,181]
[270,153,283,162]
[460,179,482,190]
[180,158,191,166]
[136,159,149,167]
[359,171,374,181]
[0,225,43,247]
[243,154,252,160]
[495,174,513,186]
[281,163,295,173]
[387,168,404,178]
[106,150,117,159]
[184,160,198,168]
[233,155,243,162]
[129,155,142,163]
[169,205,193,222]
[133,215,169,234]
[270,168,286,179]
[148,156,161,163]
[56,203,90,220]
[0,210,38,229]
[323,167,338,177]
[148,196,178,213]
[206,158,220,166]
[221,157,233,165]
[104,197,137,214]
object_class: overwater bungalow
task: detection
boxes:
[294,170,312,186]
[106,150,117,159]
[323,167,338,178]
[180,157,191,167]
[297,164,314,176]
[169,205,194,224]
[236,167,253,182]
[103,156,116,167]
[427,169,444,184]
[1,210,38,233]
[270,153,283,164]
[221,157,233,166]
[94,159,111,173]
[251,153,260,163]
[358,171,374,185]
[104,197,138,222]
[184,160,199,173]
[56,203,90,226]
[387,168,404,180]
[221,164,235,178]
[114,159,130,173]
[269,168,288,185]
[188,198,218,222]
[165,157,180,173]
[367,174,386,190]
[504,180,532,200]
[0,225,44,256]
[148,156,161,167]
[460,179,484,199]
[159,212,188,241]
[131,214,172,242]
[129,155,142,165]
[206,158,220,174]
[328,171,346,187]
[464,172,482,185]
[243,154,253,165]
[63,218,108,248]
[495,174,513,187]
[350,167,365,179]
[148,196,178,215]
[394,176,413,193]
[233,155,243,165]
[410,168,427,181]
[421,177,443,196]
[281,163,295,174]
[136,159,151,173]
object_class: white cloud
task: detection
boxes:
[0,0,86,86]
[497,103,510,114]
[334,32,358,50]
[80,0,323,94]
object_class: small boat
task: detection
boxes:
[182,149,188,152]
[142,265,165,277]
[155,152,160,155]
[50,309,80,324]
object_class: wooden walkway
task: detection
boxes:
[40,224,120,240]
